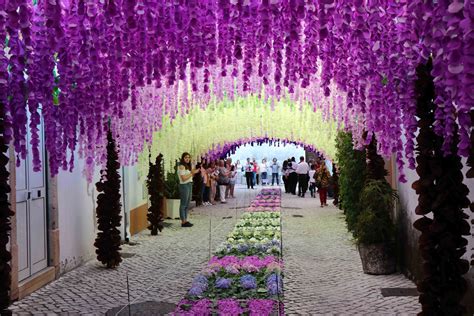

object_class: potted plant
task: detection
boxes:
[164,169,181,220]
[354,179,397,274]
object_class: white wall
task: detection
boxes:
[122,164,148,240]
[57,157,147,274]
[123,165,147,211]
[57,157,99,274]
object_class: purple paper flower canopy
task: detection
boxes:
[201,137,325,162]
[1,1,472,180]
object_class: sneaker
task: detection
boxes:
[181,222,193,227]
[221,201,227,204]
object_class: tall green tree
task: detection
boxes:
[147,153,164,235]
[335,131,366,233]
[94,129,122,268]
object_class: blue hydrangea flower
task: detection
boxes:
[240,274,257,289]
[193,275,208,285]
[266,273,283,295]
[237,244,250,252]
[215,277,233,289]
[188,284,206,296]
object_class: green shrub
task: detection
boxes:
[164,171,180,199]
[354,179,397,244]
[335,131,366,233]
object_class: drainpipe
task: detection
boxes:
[122,166,129,243]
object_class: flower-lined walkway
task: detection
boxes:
[172,188,283,315]
[9,185,419,315]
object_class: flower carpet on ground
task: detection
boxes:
[247,188,282,212]
[173,188,283,315]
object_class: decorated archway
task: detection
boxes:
[137,97,338,175]
[0,1,472,314]
[201,137,324,161]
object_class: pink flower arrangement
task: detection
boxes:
[206,255,283,272]
[173,299,280,315]
[173,298,212,315]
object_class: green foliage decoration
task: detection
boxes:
[412,60,471,315]
[147,153,164,235]
[94,130,122,269]
[354,180,397,245]
[335,131,366,233]
[164,160,180,199]
[0,99,14,313]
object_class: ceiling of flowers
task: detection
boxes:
[137,97,338,175]
[1,1,471,182]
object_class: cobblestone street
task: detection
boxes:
[10,186,419,315]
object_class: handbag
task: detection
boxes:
[217,169,230,185]
[314,172,322,189]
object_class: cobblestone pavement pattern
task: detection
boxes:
[10,185,420,315]
[281,193,419,315]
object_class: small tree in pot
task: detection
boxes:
[164,160,180,219]
[354,179,397,274]
[354,134,397,274]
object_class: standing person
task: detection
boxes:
[207,161,218,204]
[296,156,310,197]
[244,158,254,189]
[225,158,232,199]
[252,158,259,186]
[229,165,237,198]
[260,159,268,186]
[217,160,230,203]
[178,152,198,227]
[235,159,242,184]
[288,157,298,195]
[282,160,289,192]
[316,163,331,207]
[271,158,280,186]
[192,162,203,206]
[201,163,211,206]
[308,164,317,198]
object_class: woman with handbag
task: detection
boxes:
[316,163,331,207]
[217,160,230,203]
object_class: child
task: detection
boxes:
[308,164,317,198]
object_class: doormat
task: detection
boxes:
[381,288,419,297]
[222,216,233,219]
[292,214,304,217]
[106,301,176,316]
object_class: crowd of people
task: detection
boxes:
[178,152,240,227]
[280,156,339,208]
[176,152,339,228]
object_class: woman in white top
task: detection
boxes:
[178,152,198,227]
